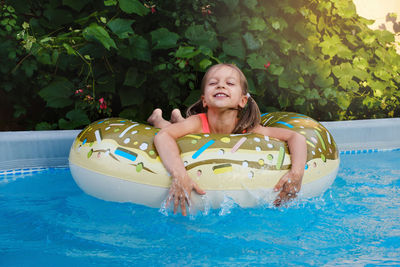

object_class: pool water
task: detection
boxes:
[1,150,400,266]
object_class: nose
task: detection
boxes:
[216,81,225,89]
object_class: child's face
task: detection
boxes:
[202,65,248,110]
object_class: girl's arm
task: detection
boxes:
[153,115,205,216]
[252,125,307,206]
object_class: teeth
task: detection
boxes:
[215,93,227,97]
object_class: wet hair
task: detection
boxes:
[186,63,261,134]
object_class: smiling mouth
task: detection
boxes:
[214,93,229,97]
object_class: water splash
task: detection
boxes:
[218,195,237,216]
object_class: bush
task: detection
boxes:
[1,0,399,130]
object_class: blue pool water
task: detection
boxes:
[1,150,400,266]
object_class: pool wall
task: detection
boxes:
[1,118,399,171]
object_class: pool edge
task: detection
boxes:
[1,118,399,170]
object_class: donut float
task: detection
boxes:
[69,112,339,209]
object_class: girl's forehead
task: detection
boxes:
[207,66,240,80]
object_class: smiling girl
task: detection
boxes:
[148,63,307,215]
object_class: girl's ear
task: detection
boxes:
[201,95,207,108]
[238,94,248,108]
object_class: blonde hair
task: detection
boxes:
[186,63,261,134]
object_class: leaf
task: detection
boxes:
[199,59,212,70]
[222,38,246,60]
[119,0,149,16]
[270,65,284,76]
[314,75,334,88]
[104,0,117,6]
[358,32,376,45]
[151,28,180,50]
[332,62,354,88]
[278,94,290,108]
[367,78,388,92]
[63,0,91,11]
[36,51,52,65]
[269,17,288,31]
[63,43,77,55]
[322,87,337,98]
[374,68,392,81]
[243,32,261,50]
[38,77,74,108]
[58,109,90,129]
[319,34,351,58]
[175,46,201,59]
[185,25,218,50]
[216,16,242,35]
[294,97,305,106]
[107,18,134,39]
[362,96,376,109]
[20,59,37,77]
[272,21,280,30]
[243,0,257,10]
[123,67,146,88]
[83,23,117,50]
[247,17,266,31]
[119,34,151,62]
[305,88,320,100]
[353,56,368,70]
[292,84,305,92]
[278,74,290,88]
[336,92,351,110]
[247,53,267,69]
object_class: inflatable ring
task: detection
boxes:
[69,112,339,209]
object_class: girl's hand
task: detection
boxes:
[166,175,206,216]
[273,170,303,206]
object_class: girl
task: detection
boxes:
[148,64,307,216]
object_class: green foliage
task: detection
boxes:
[1,0,400,130]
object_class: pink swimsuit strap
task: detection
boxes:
[198,113,210,133]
